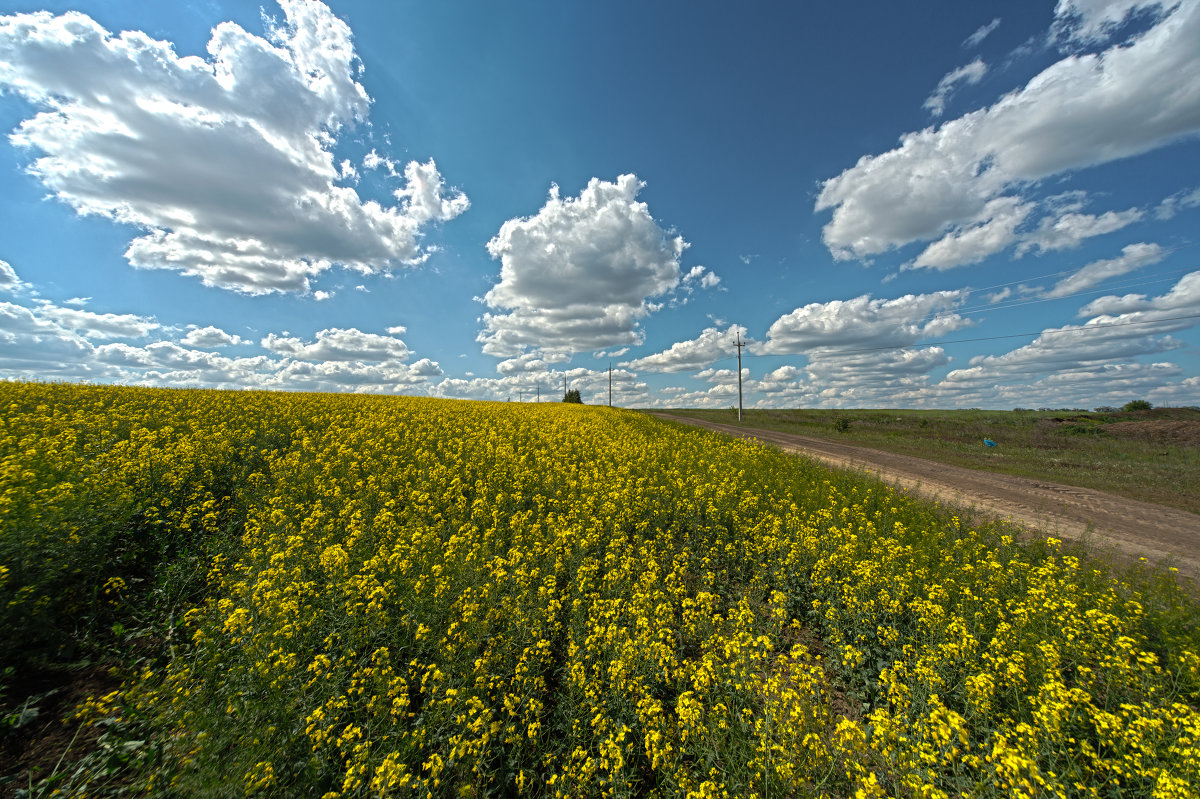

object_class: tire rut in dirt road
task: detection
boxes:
[654,413,1200,585]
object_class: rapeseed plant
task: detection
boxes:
[1,382,1196,797]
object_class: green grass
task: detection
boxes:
[654,406,1200,515]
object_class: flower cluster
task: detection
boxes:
[2,382,1196,797]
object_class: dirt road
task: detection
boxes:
[655,414,1200,584]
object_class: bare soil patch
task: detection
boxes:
[1104,419,1200,447]
[655,413,1200,587]
[0,663,120,798]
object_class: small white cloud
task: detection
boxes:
[676,265,721,299]
[622,325,748,373]
[362,148,393,173]
[313,290,333,301]
[1156,185,1200,219]
[181,325,244,348]
[1042,242,1165,298]
[394,159,472,225]
[428,367,648,405]
[1078,268,1200,317]
[964,18,1001,48]
[0,301,94,372]
[409,357,442,376]
[759,364,804,391]
[36,304,159,339]
[0,260,28,292]
[1053,0,1172,44]
[694,367,748,385]
[62,297,90,307]
[908,197,1033,270]
[261,327,411,362]
[923,58,988,117]
[495,351,570,375]
[1018,207,1143,254]
[385,325,407,335]
[757,291,970,355]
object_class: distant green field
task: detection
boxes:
[656,406,1200,515]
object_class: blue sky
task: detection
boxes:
[1,0,1198,408]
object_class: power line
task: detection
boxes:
[933,268,1194,320]
[942,242,1190,299]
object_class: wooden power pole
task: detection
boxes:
[735,332,745,422]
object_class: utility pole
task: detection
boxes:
[735,331,745,422]
[563,376,567,399]
[536,383,540,403]
[608,363,612,407]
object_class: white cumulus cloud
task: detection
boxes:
[0,2,467,294]
[430,366,647,406]
[495,351,570,376]
[181,325,245,347]
[261,327,411,362]
[34,303,159,338]
[1077,268,1200,316]
[909,197,1033,270]
[1053,0,1176,43]
[478,175,688,358]
[0,282,446,393]
[945,271,1200,390]
[756,291,971,355]
[621,325,748,373]
[816,0,1200,261]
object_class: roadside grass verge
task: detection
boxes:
[655,407,1200,515]
[2,382,1197,797]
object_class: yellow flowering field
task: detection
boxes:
[2,382,1198,798]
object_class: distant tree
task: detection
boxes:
[1122,399,1152,412]
[563,389,582,404]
